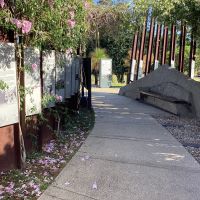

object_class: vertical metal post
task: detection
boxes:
[129,31,139,82]
[154,23,161,70]
[136,20,147,80]
[87,59,92,109]
[14,123,21,168]
[189,35,196,78]
[169,24,176,68]
[145,17,155,74]
[178,23,186,72]
[82,58,92,109]
[161,25,168,65]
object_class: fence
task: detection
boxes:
[0,42,84,171]
[129,17,197,82]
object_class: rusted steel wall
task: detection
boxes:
[0,125,17,171]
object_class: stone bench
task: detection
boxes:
[139,90,193,117]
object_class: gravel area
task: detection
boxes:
[152,114,200,164]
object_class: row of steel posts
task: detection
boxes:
[129,18,197,83]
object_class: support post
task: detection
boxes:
[145,18,155,74]
[14,123,21,168]
[189,35,196,78]
[154,23,161,70]
[129,31,139,82]
[178,23,186,72]
[161,25,168,65]
[169,24,176,68]
[136,20,147,80]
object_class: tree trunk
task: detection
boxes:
[94,71,98,85]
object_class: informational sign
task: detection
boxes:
[56,53,65,99]
[64,55,72,99]
[24,47,41,116]
[42,50,56,108]
[0,43,19,127]
[99,59,112,88]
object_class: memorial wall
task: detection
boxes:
[0,44,78,122]
[56,53,65,99]
[24,47,41,116]
[42,50,56,108]
[65,55,72,99]
[0,43,19,127]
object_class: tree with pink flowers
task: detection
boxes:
[0,0,88,50]
[0,0,90,168]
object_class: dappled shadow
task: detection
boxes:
[153,152,185,162]
[24,47,41,83]
[0,43,19,127]
[0,144,16,171]
[0,125,17,171]
[24,47,42,116]
[0,43,15,69]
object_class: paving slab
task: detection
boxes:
[39,88,200,200]
[78,136,199,170]
[91,122,178,143]
[50,157,200,200]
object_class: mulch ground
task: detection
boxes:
[0,108,95,200]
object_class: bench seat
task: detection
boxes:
[139,90,193,117]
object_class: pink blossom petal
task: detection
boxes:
[22,20,32,34]
[0,0,5,8]
[55,95,63,102]
[81,157,85,161]
[92,182,97,190]
[67,19,76,29]
[11,18,22,29]
[85,155,90,160]
[84,1,90,9]
[65,181,70,186]
[66,48,73,55]
[31,63,37,71]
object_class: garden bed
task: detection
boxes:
[0,108,95,200]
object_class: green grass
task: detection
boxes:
[92,74,127,88]
[194,77,200,82]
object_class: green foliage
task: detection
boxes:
[0,0,88,51]
[41,93,56,108]
[90,48,108,71]
[86,1,135,82]
[0,80,9,91]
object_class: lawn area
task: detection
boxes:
[194,77,200,82]
[92,74,127,88]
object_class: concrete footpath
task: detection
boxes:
[39,88,200,200]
